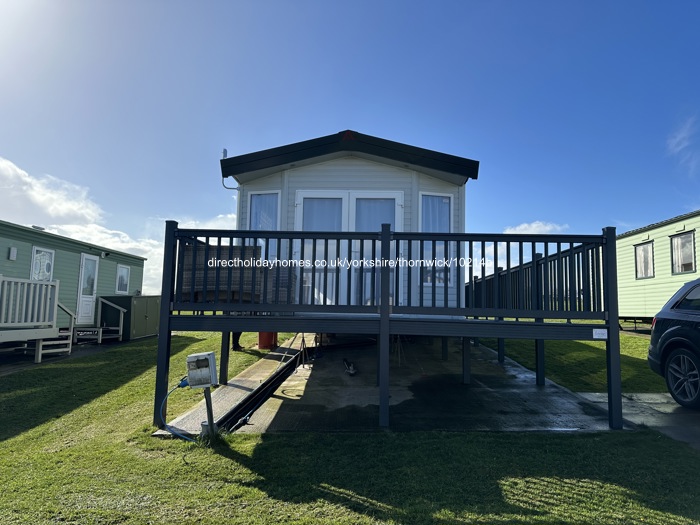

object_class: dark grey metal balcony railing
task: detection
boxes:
[167,226,612,321]
[155,221,621,430]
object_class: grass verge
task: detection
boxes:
[0,333,698,524]
[480,332,667,393]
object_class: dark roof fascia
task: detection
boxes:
[0,219,147,262]
[220,130,480,185]
[617,209,700,239]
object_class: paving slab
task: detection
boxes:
[235,337,614,433]
[579,392,700,450]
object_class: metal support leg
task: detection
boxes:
[606,331,623,429]
[203,387,217,439]
[498,338,505,363]
[535,339,545,386]
[462,337,470,384]
[379,224,391,428]
[153,220,177,428]
[603,226,623,429]
[219,331,230,385]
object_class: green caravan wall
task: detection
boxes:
[0,221,145,327]
[617,214,700,319]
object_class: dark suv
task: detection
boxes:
[648,278,700,409]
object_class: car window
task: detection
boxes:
[676,285,700,311]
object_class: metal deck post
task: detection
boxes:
[219,331,231,385]
[154,220,178,427]
[462,337,470,384]
[379,224,391,428]
[603,227,623,429]
[535,340,545,386]
[533,252,545,386]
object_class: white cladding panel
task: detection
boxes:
[239,156,463,233]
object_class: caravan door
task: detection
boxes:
[77,254,99,324]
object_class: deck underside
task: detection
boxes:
[170,313,608,341]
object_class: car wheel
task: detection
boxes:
[665,347,700,409]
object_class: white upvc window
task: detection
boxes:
[420,193,453,284]
[420,193,452,234]
[116,265,130,294]
[31,246,55,281]
[248,191,280,230]
[635,241,654,279]
[248,191,281,260]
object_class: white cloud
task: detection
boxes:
[0,157,103,224]
[177,214,237,230]
[503,221,569,235]
[0,157,234,295]
[48,223,164,295]
[667,116,699,175]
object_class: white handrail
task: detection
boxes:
[0,275,59,329]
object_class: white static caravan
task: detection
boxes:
[220,130,480,307]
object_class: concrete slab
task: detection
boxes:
[155,334,313,437]
[235,337,614,433]
[579,392,700,450]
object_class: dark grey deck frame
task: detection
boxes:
[154,221,622,429]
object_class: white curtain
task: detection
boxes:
[635,243,653,278]
[672,233,694,273]
[421,195,450,233]
[303,198,342,231]
[355,198,396,305]
[421,195,451,285]
[302,198,342,304]
[355,198,395,231]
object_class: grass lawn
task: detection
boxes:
[480,331,667,393]
[1,332,699,524]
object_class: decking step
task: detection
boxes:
[74,326,122,344]
[39,338,72,347]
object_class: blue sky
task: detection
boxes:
[1,1,700,293]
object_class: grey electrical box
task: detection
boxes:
[186,352,217,388]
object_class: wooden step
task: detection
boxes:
[73,326,122,344]
[27,335,73,364]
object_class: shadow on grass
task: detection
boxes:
[210,430,700,524]
[0,336,200,442]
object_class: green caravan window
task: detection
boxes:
[116,265,130,294]
[634,241,654,279]
[31,247,55,281]
[671,231,696,274]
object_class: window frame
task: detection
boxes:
[670,231,696,275]
[115,264,130,294]
[634,241,654,280]
[419,192,454,285]
[248,190,281,231]
[30,246,55,282]
[419,192,453,234]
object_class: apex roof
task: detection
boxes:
[220,130,480,186]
